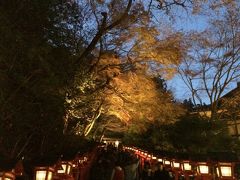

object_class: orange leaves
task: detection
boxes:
[102,68,180,131]
[95,52,121,80]
[221,91,240,110]
[83,52,184,134]
[210,0,237,10]
[128,25,184,79]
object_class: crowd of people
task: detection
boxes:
[90,144,173,180]
[141,161,174,180]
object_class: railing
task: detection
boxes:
[0,146,99,180]
[1,145,238,180]
[124,146,239,180]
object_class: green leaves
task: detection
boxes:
[167,115,236,153]
[0,0,77,162]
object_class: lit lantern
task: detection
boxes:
[57,161,73,175]
[171,160,182,180]
[34,167,54,180]
[163,159,171,166]
[216,162,234,179]
[197,162,209,174]
[171,160,181,170]
[0,171,15,180]
[152,156,157,160]
[181,161,193,180]
[115,141,119,148]
[182,161,192,171]
[163,159,172,170]
[158,158,163,162]
[146,154,151,162]
[196,162,212,180]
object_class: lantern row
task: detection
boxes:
[0,154,92,180]
[124,146,237,180]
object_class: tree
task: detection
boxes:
[182,98,195,111]
[221,90,240,138]
[64,1,240,138]
[103,71,180,130]
[0,0,81,165]
[60,0,221,139]
[167,114,240,153]
[64,51,183,137]
[2,0,231,168]
[121,77,184,150]
[178,4,240,120]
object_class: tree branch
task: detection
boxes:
[75,0,133,65]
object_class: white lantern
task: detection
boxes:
[57,161,73,175]
[197,162,209,175]
[217,162,233,178]
[115,141,119,148]
[182,161,192,171]
[172,161,180,168]
[152,156,157,160]
[35,167,54,180]
[163,159,171,166]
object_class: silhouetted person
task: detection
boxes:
[142,161,152,180]
[152,162,171,180]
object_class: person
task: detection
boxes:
[123,159,139,180]
[152,162,162,179]
[111,165,125,180]
[152,162,171,180]
[90,145,117,180]
[142,161,152,180]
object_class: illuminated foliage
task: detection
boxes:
[221,91,240,137]
[2,0,239,170]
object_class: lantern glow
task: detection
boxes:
[57,164,66,174]
[173,162,180,168]
[198,164,209,174]
[57,162,73,175]
[217,163,233,178]
[36,171,46,180]
[0,171,15,180]
[35,167,54,180]
[164,160,171,165]
[152,156,157,160]
[182,162,192,171]
[115,140,119,147]
[221,166,231,177]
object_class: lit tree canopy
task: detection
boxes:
[106,71,179,122]
[2,0,239,168]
